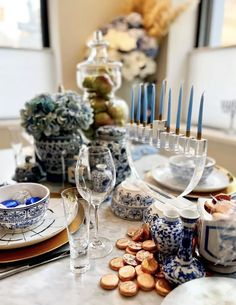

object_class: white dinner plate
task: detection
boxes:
[151,164,230,193]
[161,277,236,305]
[0,198,68,250]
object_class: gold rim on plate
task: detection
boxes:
[0,193,84,264]
[145,165,236,199]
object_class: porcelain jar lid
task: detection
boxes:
[96,125,126,141]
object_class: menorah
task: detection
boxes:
[125,82,208,208]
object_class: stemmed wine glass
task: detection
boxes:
[8,126,23,167]
[75,146,116,259]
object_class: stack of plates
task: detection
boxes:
[0,195,82,264]
[147,163,236,199]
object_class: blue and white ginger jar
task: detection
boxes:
[93,126,131,186]
[150,209,183,257]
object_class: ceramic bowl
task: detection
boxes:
[197,198,236,273]
[0,183,50,231]
[111,180,154,220]
[169,155,215,182]
[111,197,147,221]
[113,181,154,208]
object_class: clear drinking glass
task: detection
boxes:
[75,146,116,259]
[8,126,23,166]
[61,187,90,274]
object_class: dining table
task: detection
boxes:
[0,147,235,305]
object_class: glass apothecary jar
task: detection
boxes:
[76,31,129,139]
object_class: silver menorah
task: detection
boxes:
[221,99,236,134]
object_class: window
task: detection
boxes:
[0,0,49,49]
[197,0,236,48]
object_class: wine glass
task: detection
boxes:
[8,126,23,167]
[75,146,116,259]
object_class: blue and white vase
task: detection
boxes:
[35,133,83,182]
[92,126,131,186]
[150,209,183,261]
[163,209,205,285]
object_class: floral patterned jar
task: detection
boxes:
[92,126,131,186]
[76,31,128,139]
[150,209,183,262]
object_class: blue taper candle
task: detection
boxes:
[136,83,143,123]
[166,88,172,132]
[186,86,194,137]
[158,81,165,120]
[197,92,204,140]
[130,85,135,123]
[143,84,148,124]
[175,85,183,134]
[150,84,156,125]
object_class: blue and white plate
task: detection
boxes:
[0,198,68,250]
[151,163,230,193]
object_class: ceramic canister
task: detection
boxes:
[93,126,131,186]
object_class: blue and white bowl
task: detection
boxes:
[111,196,147,221]
[0,183,50,231]
[111,180,154,220]
[114,181,154,208]
[169,155,215,183]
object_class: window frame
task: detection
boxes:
[0,0,50,50]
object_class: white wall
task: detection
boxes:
[0,48,56,119]
[163,0,199,120]
[187,46,236,129]
[48,0,124,92]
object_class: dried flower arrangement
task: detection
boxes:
[86,0,189,82]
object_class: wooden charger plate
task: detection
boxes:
[145,165,236,199]
[0,193,84,264]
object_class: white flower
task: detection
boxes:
[121,51,156,81]
[126,12,143,27]
[139,57,157,79]
[122,57,140,81]
[104,29,136,52]
[126,51,148,68]
[128,29,145,40]
[121,51,150,81]
[139,36,158,50]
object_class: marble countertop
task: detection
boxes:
[0,200,164,305]
[0,149,235,305]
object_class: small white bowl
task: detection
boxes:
[169,155,215,182]
[0,183,50,231]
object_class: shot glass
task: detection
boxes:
[61,187,90,274]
